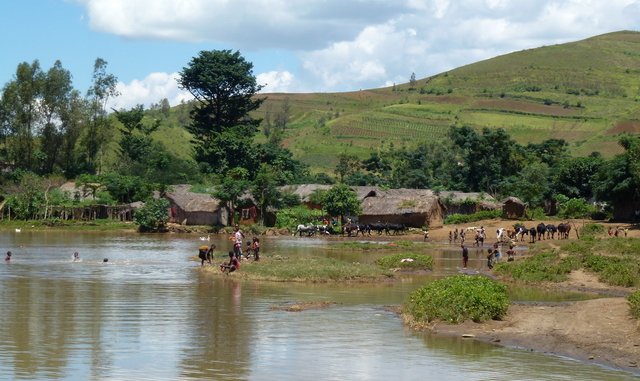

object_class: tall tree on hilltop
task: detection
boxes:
[178,50,264,175]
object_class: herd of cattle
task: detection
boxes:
[293,222,407,237]
[496,222,573,243]
[293,221,576,243]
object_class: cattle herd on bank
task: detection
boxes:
[292,221,598,244]
[293,222,407,237]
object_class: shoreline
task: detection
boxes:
[419,297,640,375]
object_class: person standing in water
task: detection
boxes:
[233,225,245,259]
[461,244,469,269]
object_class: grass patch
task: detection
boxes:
[237,256,392,283]
[404,275,509,324]
[494,250,581,282]
[629,291,640,319]
[582,253,640,287]
[499,238,640,287]
[375,253,433,270]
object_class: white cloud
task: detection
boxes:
[257,71,296,93]
[75,0,640,93]
[108,72,192,110]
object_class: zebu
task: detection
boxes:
[294,224,317,237]
[557,222,571,239]
[536,223,547,241]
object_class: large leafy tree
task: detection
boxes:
[178,50,264,175]
[322,184,361,223]
[213,167,250,224]
[595,135,640,208]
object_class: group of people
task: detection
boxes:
[449,227,486,247]
[460,242,516,270]
[198,225,260,274]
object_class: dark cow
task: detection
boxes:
[546,224,557,239]
[557,222,571,239]
[356,224,371,236]
[369,222,386,235]
[536,223,547,241]
[342,223,359,237]
[385,223,406,235]
[528,227,537,243]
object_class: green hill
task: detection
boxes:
[153,31,640,174]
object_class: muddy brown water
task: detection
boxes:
[0,231,636,380]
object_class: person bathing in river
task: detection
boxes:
[5,251,11,262]
[73,252,80,261]
[220,251,240,274]
[198,244,215,266]
[461,244,469,269]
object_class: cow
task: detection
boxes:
[528,227,537,243]
[546,224,557,239]
[557,222,571,239]
[536,223,547,241]
[385,223,406,235]
[369,222,387,235]
[513,225,528,242]
[356,224,371,236]
[317,225,335,235]
[342,223,359,237]
[294,224,317,237]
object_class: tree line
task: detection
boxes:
[1,50,638,225]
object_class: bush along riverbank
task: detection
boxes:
[403,275,509,326]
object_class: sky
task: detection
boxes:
[1,0,639,110]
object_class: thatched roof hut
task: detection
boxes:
[165,184,227,226]
[502,196,526,219]
[359,188,445,228]
[439,191,501,216]
[280,184,333,209]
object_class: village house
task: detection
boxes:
[164,184,228,226]
[357,188,446,228]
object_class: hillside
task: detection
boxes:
[152,31,640,174]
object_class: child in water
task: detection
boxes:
[5,251,11,262]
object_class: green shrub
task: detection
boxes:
[134,198,170,232]
[444,210,501,225]
[580,223,605,237]
[375,253,433,270]
[629,291,640,319]
[583,253,639,287]
[405,275,509,324]
[275,206,325,229]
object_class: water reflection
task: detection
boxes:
[0,232,635,380]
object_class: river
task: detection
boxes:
[0,231,636,380]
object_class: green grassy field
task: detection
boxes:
[130,30,640,173]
